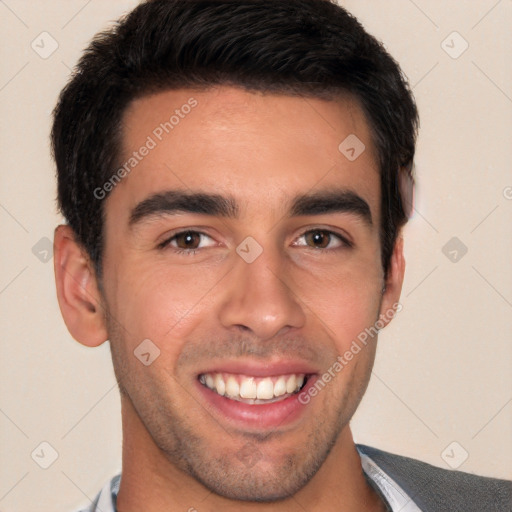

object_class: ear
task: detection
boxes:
[54,225,108,347]
[378,234,406,328]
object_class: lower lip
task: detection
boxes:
[196,376,317,431]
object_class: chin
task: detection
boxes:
[181,446,327,503]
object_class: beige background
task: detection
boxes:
[1,1,511,510]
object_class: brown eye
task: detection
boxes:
[173,231,202,249]
[304,230,332,249]
[159,230,217,253]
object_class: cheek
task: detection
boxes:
[292,262,383,353]
[103,257,226,354]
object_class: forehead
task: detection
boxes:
[111,86,380,219]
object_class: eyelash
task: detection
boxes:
[298,230,353,250]
[158,228,353,255]
[158,231,209,256]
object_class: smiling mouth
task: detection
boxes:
[198,372,309,405]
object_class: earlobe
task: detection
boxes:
[378,235,406,328]
[53,225,108,347]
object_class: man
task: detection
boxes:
[52,0,511,510]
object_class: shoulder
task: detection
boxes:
[357,444,512,512]
[73,474,121,512]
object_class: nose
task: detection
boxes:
[218,248,306,340]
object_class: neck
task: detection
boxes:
[116,396,387,512]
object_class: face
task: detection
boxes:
[98,86,400,500]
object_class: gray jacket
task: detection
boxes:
[357,444,512,511]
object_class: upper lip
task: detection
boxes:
[196,359,318,378]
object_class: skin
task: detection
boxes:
[54,86,405,511]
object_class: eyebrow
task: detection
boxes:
[290,190,372,225]
[129,191,239,226]
[128,188,372,227]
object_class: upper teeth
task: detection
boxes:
[200,372,306,402]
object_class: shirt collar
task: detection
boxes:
[83,450,422,512]
[358,449,423,512]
